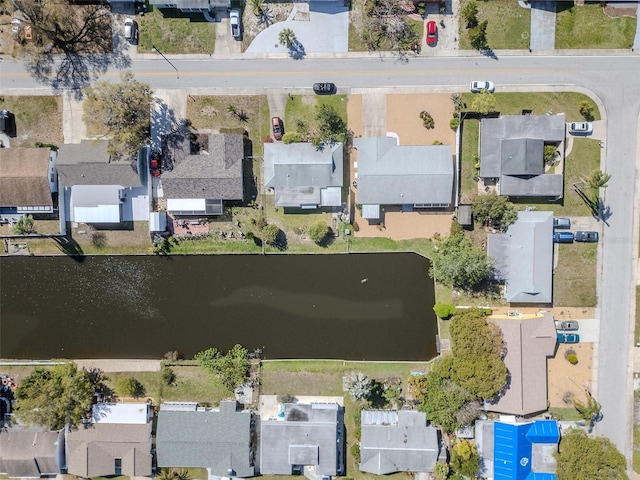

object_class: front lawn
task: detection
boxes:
[0,96,63,147]
[458,0,530,50]
[553,242,597,307]
[284,94,348,132]
[556,2,636,49]
[138,7,216,54]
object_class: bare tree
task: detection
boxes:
[361,0,419,58]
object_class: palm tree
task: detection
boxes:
[155,468,177,480]
[278,28,296,49]
[249,0,266,16]
[585,169,611,189]
[173,469,191,480]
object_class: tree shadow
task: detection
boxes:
[52,234,85,260]
[482,48,498,60]
[152,97,192,171]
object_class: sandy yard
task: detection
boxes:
[347,93,456,241]
[547,342,594,408]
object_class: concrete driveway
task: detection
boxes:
[529,1,556,51]
[245,1,349,54]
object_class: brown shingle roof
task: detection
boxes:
[66,423,152,477]
[0,148,53,207]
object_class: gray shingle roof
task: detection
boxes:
[66,422,153,477]
[359,410,440,475]
[353,137,453,206]
[0,148,53,208]
[486,211,554,304]
[263,143,343,207]
[260,403,343,476]
[156,401,254,477]
[161,134,244,201]
[0,426,64,478]
[486,312,557,415]
[479,115,565,198]
[57,140,141,188]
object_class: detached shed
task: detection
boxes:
[149,212,167,233]
[457,205,472,227]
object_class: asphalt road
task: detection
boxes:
[2,53,640,463]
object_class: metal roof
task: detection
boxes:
[354,137,453,206]
[264,143,343,207]
[493,421,559,480]
[359,410,440,474]
[156,401,254,477]
[487,211,554,304]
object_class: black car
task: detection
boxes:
[574,231,599,243]
[313,83,336,95]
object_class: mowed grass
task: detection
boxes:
[460,118,479,202]
[556,2,636,49]
[553,243,597,307]
[285,94,348,133]
[458,0,530,50]
[187,95,270,157]
[460,92,600,121]
[0,96,63,147]
[138,7,216,54]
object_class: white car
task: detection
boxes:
[230,10,241,40]
[470,81,495,93]
[568,122,593,135]
[123,18,138,44]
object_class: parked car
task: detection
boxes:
[124,18,138,44]
[470,81,495,93]
[568,122,593,135]
[553,231,574,243]
[0,110,14,136]
[271,116,284,141]
[426,21,437,46]
[553,217,571,229]
[313,83,336,95]
[230,9,241,40]
[574,231,599,243]
[557,332,580,343]
[150,152,161,177]
[555,320,579,331]
[134,1,148,15]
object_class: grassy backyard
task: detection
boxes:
[0,96,63,147]
[458,0,530,50]
[556,2,636,49]
[460,118,479,202]
[138,7,216,54]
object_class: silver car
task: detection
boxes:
[230,10,241,40]
[555,320,579,331]
[568,122,593,135]
[124,18,138,44]
[470,81,495,93]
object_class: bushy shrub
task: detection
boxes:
[578,100,594,121]
[307,221,329,244]
[115,377,145,397]
[161,366,176,386]
[567,353,578,365]
[350,444,361,463]
[434,302,456,319]
[420,111,435,129]
[450,116,460,130]
[352,221,360,232]
[262,224,281,245]
[256,216,267,229]
[282,132,303,144]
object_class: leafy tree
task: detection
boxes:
[12,214,35,234]
[418,359,471,433]
[449,309,507,399]
[572,392,601,422]
[469,20,489,51]
[471,191,518,231]
[407,374,428,404]
[451,439,480,479]
[343,372,373,402]
[115,376,146,397]
[83,72,152,158]
[261,223,281,246]
[462,1,479,28]
[282,132,303,144]
[195,344,250,391]
[470,87,496,114]
[278,28,297,48]
[554,428,628,480]
[578,100,595,121]
[307,221,330,244]
[161,366,176,386]
[429,232,493,291]
[544,144,558,162]
[14,363,93,429]
[315,103,347,145]
[584,169,611,189]
[382,383,402,409]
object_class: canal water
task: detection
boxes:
[0,253,438,361]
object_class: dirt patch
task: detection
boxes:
[547,342,594,408]
[553,307,595,320]
[604,5,637,18]
[387,93,455,147]
[0,96,63,148]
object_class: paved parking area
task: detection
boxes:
[529,1,556,51]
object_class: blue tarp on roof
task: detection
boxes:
[494,421,559,480]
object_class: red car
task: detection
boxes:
[426,21,437,46]
[150,152,161,177]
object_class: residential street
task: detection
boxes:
[2,52,640,465]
